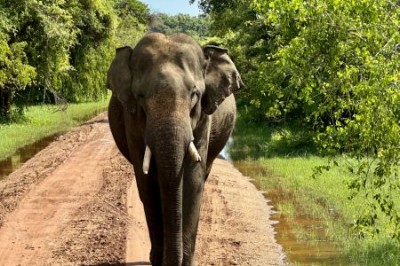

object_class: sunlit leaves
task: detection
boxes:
[204,0,400,239]
[0,0,149,119]
[252,0,400,239]
[149,13,210,41]
[0,11,35,119]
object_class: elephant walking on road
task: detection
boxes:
[107,32,243,266]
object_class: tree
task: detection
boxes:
[190,0,239,14]
[149,12,210,40]
[0,11,35,120]
[113,0,149,47]
[202,0,400,239]
[115,0,149,25]
[1,0,80,105]
[0,0,149,115]
[61,0,118,102]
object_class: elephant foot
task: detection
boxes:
[182,260,197,266]
[150,248,163,266]
[150,257,162,266]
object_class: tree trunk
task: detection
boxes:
[0,87,11,119]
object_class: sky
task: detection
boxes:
[140,0,202,16]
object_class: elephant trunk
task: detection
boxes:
[145,118,192,265]
[143,132,201,175]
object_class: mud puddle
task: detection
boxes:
[0,109,107,180]
[0,134,58,180]
[234,161,355,266]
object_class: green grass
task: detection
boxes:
[230,115,400,266]
[0,100,108,161]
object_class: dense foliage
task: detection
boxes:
[0,9,36,118]
[149,12,210,40]
[198,0,400,239]
[114,0,149,46]
[0,0,149,121]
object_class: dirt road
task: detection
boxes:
[0,113,286,266]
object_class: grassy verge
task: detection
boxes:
[229,114,400,266]
[0,100,109,161]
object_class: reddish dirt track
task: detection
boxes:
[0,113,286,266]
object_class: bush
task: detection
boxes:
[203,0,400,239]
[0,0,149,118]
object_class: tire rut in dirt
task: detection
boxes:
[0,117,103,228]
[49,154,133,265]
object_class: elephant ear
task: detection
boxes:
[106,46,136,114]
[202,45,243,115]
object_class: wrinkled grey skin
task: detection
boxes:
[107,32,242,266]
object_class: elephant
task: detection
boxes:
[106,32,243,266]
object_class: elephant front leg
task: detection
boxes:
[182,161,206,266]
[134,171,164,266]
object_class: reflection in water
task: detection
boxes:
[0,135,57,180]
[234,161,355,266]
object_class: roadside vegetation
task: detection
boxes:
[0,100,108,161]
[148,12,210,41]
[196,0,400,264]
[230,115,400,265]
[0,0,149,123]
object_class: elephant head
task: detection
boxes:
[106,32,242,265]
[107,33,242,167]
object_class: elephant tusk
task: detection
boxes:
[143,146,151,175]
[188,141,202,162]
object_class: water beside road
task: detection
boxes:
[234,160,355,266]
[0,134,58,180]
[0,109,106,180]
